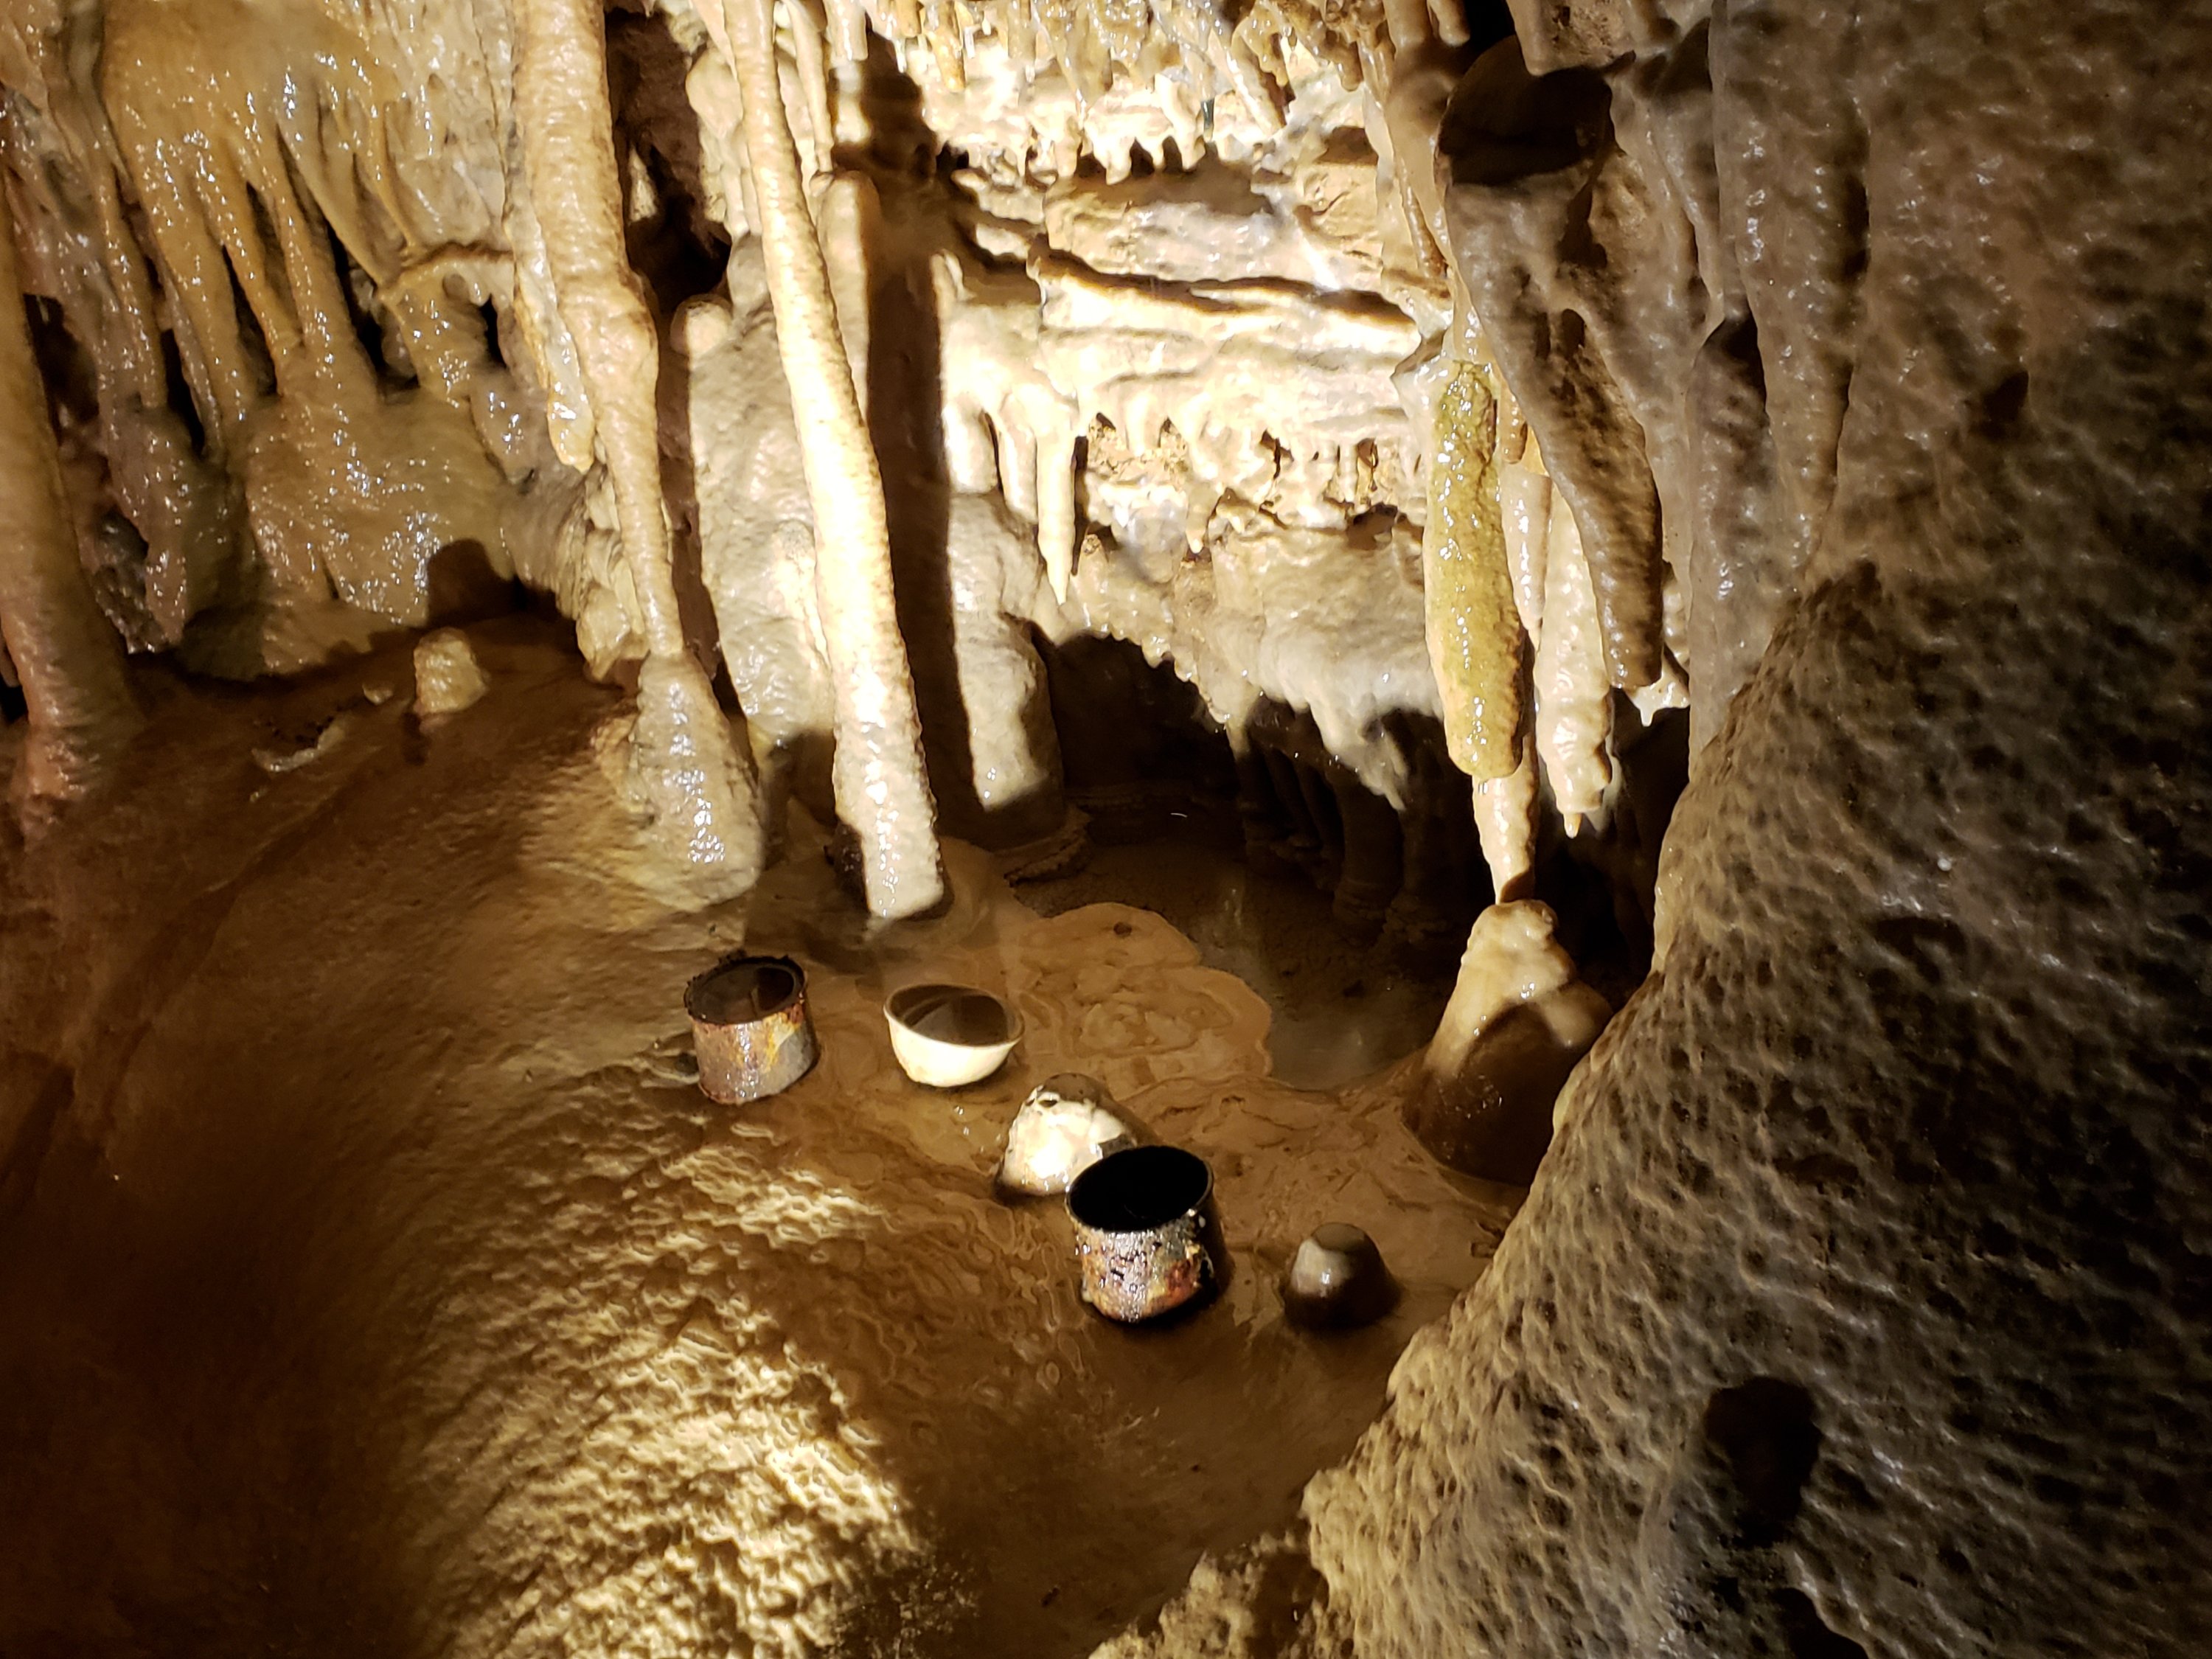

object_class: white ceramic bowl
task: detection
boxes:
[884,982,1021,1088]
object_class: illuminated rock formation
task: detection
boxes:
[1,0,2207,1653]
[1120,2,2212,1655]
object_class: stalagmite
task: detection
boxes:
[413,629,490,718]
[513,0,759,889]
[1408,898,1610,1181]
[706,0,945,919]
[0,186,139,806]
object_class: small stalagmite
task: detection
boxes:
[1408,899,1610,1183]
[412,630,490,719]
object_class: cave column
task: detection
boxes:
[0,186,139,807]
[512,0,761,889]
[703,0,946,919]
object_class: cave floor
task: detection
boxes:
[0,615,1515,1658]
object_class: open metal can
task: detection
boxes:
[685,954,818,1104]
[1068,1145,1222,1321]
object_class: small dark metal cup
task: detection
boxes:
[1068,1145,1222,1322]
[685,954,818,1104]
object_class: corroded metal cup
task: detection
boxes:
[1068,1145,1222,1322]
[685,954,817,1104]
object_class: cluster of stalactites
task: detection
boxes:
[1413,344,1686,910]
[860,0,1472,189]
[0,0,1699,947]
[0,0,951,915]
[0,0,605,667]
[1382,15,1705,914]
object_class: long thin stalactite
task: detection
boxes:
[703,0,946,921]
[512,0,760,888]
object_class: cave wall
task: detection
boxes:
[1115,1,2212,1653]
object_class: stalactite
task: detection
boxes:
[815,173,876,420]
[825,0,870,63]
[1430,37,1669,700]
[1,63,233,647]
[785,0,840,171]
[1036,424,1082,604]
[1422,359,1523,782]
[0,184,139,806]
[707,0,946,919]
[1497,428,1552,652]
[513,0,760,888]
[1531,467,1615,829]
[1471,740,1538,902]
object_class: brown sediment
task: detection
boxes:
[0,619,1512,1654]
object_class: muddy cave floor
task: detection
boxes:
[0,615,1518,1656]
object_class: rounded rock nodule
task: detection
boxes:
[1283,1222,1397,1329]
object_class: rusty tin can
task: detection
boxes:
[685,954,818,1104]
[1068,1145,1222,1322]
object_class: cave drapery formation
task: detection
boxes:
[2,0,2208,1652]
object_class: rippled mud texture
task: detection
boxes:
[0,619,1514,1656]
[1114,1,2212,1655]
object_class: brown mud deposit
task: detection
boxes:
[0,618,1513,1656]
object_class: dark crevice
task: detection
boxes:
[160,329,208,453]
[24,296,97,429]
[1461,0,1517,54]
[1705,1377,1823,1541]
[327,227,402,384]
[607,7,734,315]
[479,299,507,369]
[222,248,276,398]
[1775,1589,1869,1659]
